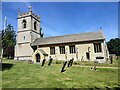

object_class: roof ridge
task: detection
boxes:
[42,31,102,39]
[31,31,105,46]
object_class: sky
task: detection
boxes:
[2,2,118,41]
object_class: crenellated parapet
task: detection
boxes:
[17,5,40,21]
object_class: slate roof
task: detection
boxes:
[31,31,105,46]
[38,49,48,56]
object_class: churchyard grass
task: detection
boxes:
[2,58,119,88]
[53,59,118,67]
[73,60,118,67]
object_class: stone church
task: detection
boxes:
[14,6,109,63]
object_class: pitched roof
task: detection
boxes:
[38,49,48,56]
[31,31,105,46]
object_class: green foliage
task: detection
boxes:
[107,38,120,56]
[0,31,2,54]
[2,59,119,88]
[2,24,16,58]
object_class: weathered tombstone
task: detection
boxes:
[81,56,84,61]
[69,58,74,67]
[28,60,33,64]
[48,56,53,66]
[61,61,67,72]
[41,59,46,67]
[110,55,113,64]
[67,58,74,67]
[91,60,99,70]
[67,60,71,67]
[80,56,84,66]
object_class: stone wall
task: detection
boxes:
[32,41,108,62]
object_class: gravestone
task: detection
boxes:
[67,58,74,67]
[61,61,67,72]
[48,57,53,66]
[67,60,71,67]
[69,58,74,66]
[91,60,99,70]
[28,60,33,64]
[110,55,113,64]
[80,56,84,66]
[41,59,46,67]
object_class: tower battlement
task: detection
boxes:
[17,6,40,21]
[14,5,41,60]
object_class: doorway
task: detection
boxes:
[36,53,40,62]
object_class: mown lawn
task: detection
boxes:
[73,60,119,67]
[2,58,119,88]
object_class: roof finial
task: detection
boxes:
[28,5,32,12]
[18,8,20,15]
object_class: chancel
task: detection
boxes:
[14,6,109,63]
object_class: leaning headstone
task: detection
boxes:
[48,57,53,66]
[61,61,67,72]
[41,59,46,67]
[67,60,71,67]
[69,58,74,67]
[91,60,99,70]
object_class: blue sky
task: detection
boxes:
[2,2,118,41]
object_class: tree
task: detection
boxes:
[0,31,2,57]
[2,24,16,59]
[107,38,120,56]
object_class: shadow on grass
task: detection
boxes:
[2,63,14,71]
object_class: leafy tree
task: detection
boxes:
[107,38,120,56]
[0,31,2,54]
[2,24,16,59]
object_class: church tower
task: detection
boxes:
[14,6,40,60]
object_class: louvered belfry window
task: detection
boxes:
[22,19,27,28]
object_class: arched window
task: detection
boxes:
[34,21,37,30]
[22,19,27,28]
